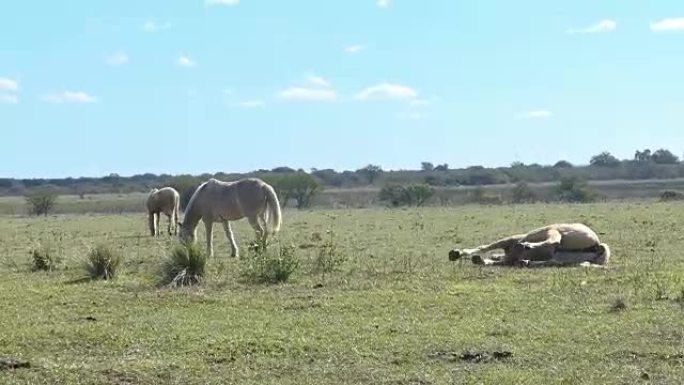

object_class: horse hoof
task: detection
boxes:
[448,249,462,261]
[471,255,484,265]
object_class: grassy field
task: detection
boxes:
[1,202,684,384]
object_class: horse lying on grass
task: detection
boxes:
[448,223,611,267]
[178,178,282,258]
[146,187,181,236]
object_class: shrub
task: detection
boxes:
[161,243,207,287]
[84,245,121,280]
[555,177,598,203]
[25,189,58,216]
[469,186,503,205]
[660,190,684,201]
[511,181,537,203]
[241,240,298,284]
[30,247,58,272]
[378,183,435,207]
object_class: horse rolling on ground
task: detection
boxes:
[178,178,282,258]
[448,223,611,268]
[146,187,181,236]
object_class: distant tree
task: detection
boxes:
[510,161,525,168]
[589,152,621,167]
[634,149,652,163]
[169,175,202,211]
[404,184,435,206]
[271,166,296,173]
[275,173,321,209]
[433,164,449,171]
[25,188,58,216]
[651,149,679,164]
[553,160,574,168]
[421,162,434,172]
[357,164,383,184]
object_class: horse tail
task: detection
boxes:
[595,243,611,265]
[263,183,282,234]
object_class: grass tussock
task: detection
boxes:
[30,247,58,272]
[84,245,121,280]
[161,243,207,287]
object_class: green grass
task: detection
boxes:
[1,202,684,384]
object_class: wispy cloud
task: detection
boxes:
[206,0,239,6]
[517,110,552,119]
[105,51,129,66]
[236,100,264,109]
[305,75,331,88]
[567,19,616,34]
[177,55,196,68]
[344,45,365,54]
[377,0,390,8]
[277,87,337,102]
[355,83,417,101]
[42,91,97,104]
[650,18,684,32]
[142,20,171,32]
[0,94,18,104]
[0,77,18,92]
[277,75,336,102]
[1,77,19,104]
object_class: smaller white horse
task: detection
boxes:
[178,178,282,258]
[146,187,181,236]
[448,223,611,268]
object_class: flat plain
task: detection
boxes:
[1,201,684,384]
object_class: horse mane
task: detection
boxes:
[184,180,210,216]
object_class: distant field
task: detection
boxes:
[1,203,684,384]
[2,178,684,215]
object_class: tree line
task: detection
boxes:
[4,147,684,199]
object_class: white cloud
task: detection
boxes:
[105,51,129,66]
[177,55,196,68]
[306,75,331,88]
[344,45,365,54]
[355,83,417,101]
[277,87,337,102]
[236,100,264,108]
[377,0,390,8]
[0,94,18,104]
[0,77,18,92]
[517,110,552,119]
[142,21,171,32]
[42,91,97,104]
[206,0,239,5]
[567,19,616,34]
[650,18,684,32]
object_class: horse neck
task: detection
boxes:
[181,198,202,230]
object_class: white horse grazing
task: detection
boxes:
[178,178,282,258]
[146,187,181,236]
[448,223,611,268]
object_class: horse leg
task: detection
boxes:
[148,213,156,237]
[221,221,239,258]
[519,229,562,250]
[248,215,266,244]
[449,234,525,261]
[165,213,171,235]
[204,219,214,258]
[155,213,161,236]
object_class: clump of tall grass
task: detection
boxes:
[30,246,58,272]
[160,243,207,287]
[84,245,121,280]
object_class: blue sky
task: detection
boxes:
[1,0,683,178]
